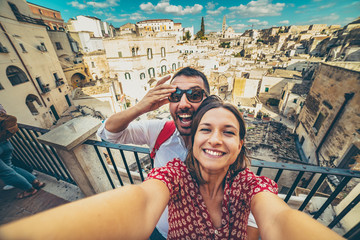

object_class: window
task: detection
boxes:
[131,48,136,57]
[161,47,166,57]
[147,48,153,59]
[265,87,269,92]
[118,51,122,58]
[53,13,57,18]
[293,98,298,103]
[281,91,285,99]
[55,42,62,50]
[8,2,20,15]
[125,72,131,80]
[313,112,326,134]
[36,77,49,93]
[19,43,26,52]
[26,94,42,115]
[148,68,155,78]
[140,73,146,80]
[161,65,166,74]
[91,62,95,68]
[39,9,43,15]
[6,66,29,86]
[172,63,176,71]
[0,83,4,90]
[40,42,47,51]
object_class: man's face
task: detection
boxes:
[169,75,206,136]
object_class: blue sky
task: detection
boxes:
[29,0,359,33]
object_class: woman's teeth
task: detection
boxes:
[204,149,224,156]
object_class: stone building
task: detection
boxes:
[103,35,181,101]
[0,0,72,128]
[27,2,64,30]
[67,15,115,38]
[295,62,360,171]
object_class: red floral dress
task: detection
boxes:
[146,158,278,240]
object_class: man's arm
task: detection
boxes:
[105,75,175,133]
[251,192,344,240]
[0,180,170,240]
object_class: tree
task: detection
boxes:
[196,17,205,39]
[184,31,191,41]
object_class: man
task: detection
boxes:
[97,67,258,239]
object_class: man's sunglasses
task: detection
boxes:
[168,87,208,103]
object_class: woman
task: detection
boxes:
[0,96,343,240]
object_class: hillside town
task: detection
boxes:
[0,0,359,237]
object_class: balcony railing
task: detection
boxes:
[13,12,47,26]
[10,123,360,238]
[10,124,75,184]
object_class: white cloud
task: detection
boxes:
[68,1,87,9]
[288,3,295,7]
[308,13,339,23]
[87,0,120,8]
[229,0,285,18]
[229,20,236,23]
[120,12,145,21]
[206,2,216,10]
[140,0,203,16]
[140,2,154,14]
[319,3,335,9]
[94,10,104,15]
[298,5,307,9]
[207,6,226,16]
[232,23,247,30]
[248,19,268,26]
[105,16,127,22]
[279,20,289,24]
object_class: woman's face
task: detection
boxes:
[193,107,243,175]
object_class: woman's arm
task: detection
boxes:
[0,179,169,240]
[251,192,344,240]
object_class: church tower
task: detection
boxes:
[222,15,226,38]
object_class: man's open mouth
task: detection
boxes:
[178,113,192,125]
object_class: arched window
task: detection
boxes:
[125,72,131,80]
[172,63,176,71]
[161,47,166,57]
[140,73,146,80]
[148,68,155,78]
[26,94,42,115]
[6,66,29,86]
[147,48,153,59]
[161,65,167,74]
[131,48,135,57]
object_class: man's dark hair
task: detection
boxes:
[171,67,210,94]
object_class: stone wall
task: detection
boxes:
[296,62,360,169]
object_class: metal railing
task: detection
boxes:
[10,124,75,185]
[10,124,360,238]
[85,139,360,239]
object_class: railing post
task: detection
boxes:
[37,116,113,196]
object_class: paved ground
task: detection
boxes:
[0,179,68,226]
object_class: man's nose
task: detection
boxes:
[178,93,191,109]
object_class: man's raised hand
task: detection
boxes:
[137,75,176,113]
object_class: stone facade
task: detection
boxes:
[296,62,360,171]
[103,35,181,101]
[0,0,72,128]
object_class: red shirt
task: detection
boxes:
[146,159,278,239]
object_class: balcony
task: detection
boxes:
[1,117,359,239]
[40,84,50,94]
[55,79,65,87]
[13,12,47,27]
